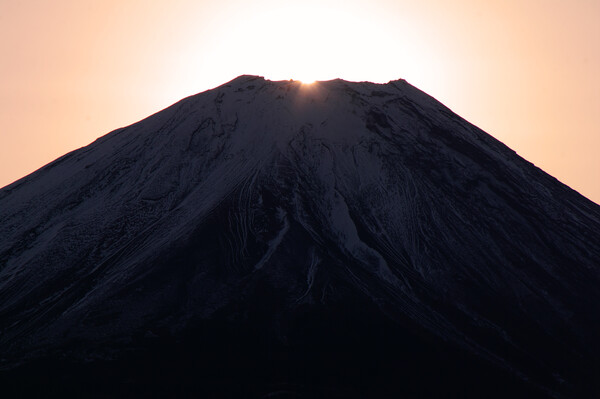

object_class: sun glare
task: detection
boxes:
[197,0,405,87]
[299,78,317,85]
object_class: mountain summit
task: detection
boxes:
[1,75,599,397]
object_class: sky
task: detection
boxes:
[1,0,599,203]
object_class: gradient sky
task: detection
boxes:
[1,0,598,203]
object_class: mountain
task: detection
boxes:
[1,75,599,398]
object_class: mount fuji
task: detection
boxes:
[1,75,599,398]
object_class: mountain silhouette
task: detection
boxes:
[1,75,599,398]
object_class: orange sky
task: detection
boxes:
[1,0,598,203]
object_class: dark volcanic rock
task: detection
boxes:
[1,75,599,398]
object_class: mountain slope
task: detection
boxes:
[1,75,599,398]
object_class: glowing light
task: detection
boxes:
[196,1,403,86]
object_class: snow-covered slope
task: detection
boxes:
[1,75,599,397]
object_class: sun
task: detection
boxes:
[178,1,414,94]
[198,2,394,85]
[298,78,318,85]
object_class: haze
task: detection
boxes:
[1,0,598,203]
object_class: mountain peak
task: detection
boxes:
[225,74,266,84]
